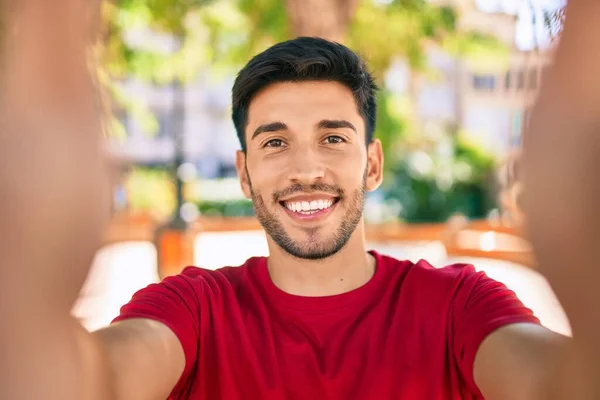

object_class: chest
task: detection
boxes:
[182,297,466,400]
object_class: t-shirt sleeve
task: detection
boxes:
[111,269,201,396]
[450,266,540,397]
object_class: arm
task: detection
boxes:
[9,317,186,400]
[474,323,570,400]
[520,0,600,397]
[93,319,186,400]
[0,1,185,399]
[474,0,600,397]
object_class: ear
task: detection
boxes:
[235,150,252,199]
[365,139,384,192]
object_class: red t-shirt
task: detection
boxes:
[113,250,539,399]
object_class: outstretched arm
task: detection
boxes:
[474,0,600,398]
[0,1,185,399]
[522,0,600,396]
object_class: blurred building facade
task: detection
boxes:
[107,75,240,178]
[414,0,551,153]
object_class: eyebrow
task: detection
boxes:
[316,119,357,133]
[251,119,357,140]
[251,121,288,140]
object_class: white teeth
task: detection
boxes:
[284,198,335,213]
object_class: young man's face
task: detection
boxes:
[236,81,383,260]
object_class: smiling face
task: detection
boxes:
[235,81,383,260]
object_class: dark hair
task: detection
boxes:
[231,37,378,151]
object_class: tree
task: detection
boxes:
[102,0,215,82]
[284,0,361,43]
[101,0,505,79]
[195,0,506,77]
[543,5,566,43]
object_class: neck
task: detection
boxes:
[265,223,375,297]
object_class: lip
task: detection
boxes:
[280,199,339,222]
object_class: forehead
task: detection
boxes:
[246,81,363,135]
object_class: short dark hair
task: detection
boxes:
[231,37,378,152]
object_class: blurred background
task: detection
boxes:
[74,0,570,334]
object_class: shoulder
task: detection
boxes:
[114,257,263,328]
[167,256,262,293]
[373,251,495,303]
[374,250,480,289]
[118,257,262,312]
[411,259,486,294]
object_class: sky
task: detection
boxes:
[474,0,566,50]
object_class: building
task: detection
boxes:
[415,0,552,154]
[107,74,240,179]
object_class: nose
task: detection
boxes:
[287,146,326,185]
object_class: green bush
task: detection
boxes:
[383,132,497,223]
[195,199,254,217]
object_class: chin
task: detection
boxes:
[274,230,350,260]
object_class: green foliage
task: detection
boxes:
[442,31,509,72]
[196,199,255,217]
[104,0,506,81]
[192,0,289,73]
[374,90,413,163]
[103,0,287,135]
[350,0,456,75]
[350,0,507,78]
[103,0,216,82]
[382,128,497,223]
[124,165,255,217]
[125,166,176,217]
[103,0,217,137]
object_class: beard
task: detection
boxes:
[247,167,367,260]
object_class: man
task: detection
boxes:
[108,37,562,399]
[1,1,599,399]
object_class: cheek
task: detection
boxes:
[336,153,367,185]
[247,162,283,195]
[340,172,365,192]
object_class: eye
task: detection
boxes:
[264,138,286,148]
[323,135,345,144]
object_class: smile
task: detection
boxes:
[279,196,340,220]
[283,198,336,213]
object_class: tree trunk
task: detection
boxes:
[284,0,361,44]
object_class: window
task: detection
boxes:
[472,74,496,91]
[517,69,526,90]
[511,110,523,146]
[528,68,538,90]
